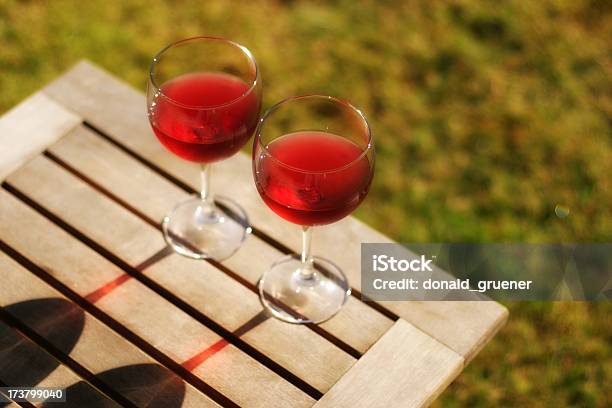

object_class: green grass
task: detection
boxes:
[1,0,610,406]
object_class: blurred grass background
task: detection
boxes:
[0,0,610,406]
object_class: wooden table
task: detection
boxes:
[0,61,507,408]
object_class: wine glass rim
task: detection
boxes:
[256,94,374,174]
[149,36,259,110]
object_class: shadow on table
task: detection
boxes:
[0,297,185,407]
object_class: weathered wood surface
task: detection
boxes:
[0,92,80,180]
[6,155,355,395]
[0,60,509,407]
[315,319,464,408]
[47,124,395,356]
[0,249,219,408]
[0,188,312,407]
[42,60,508,363]
[0,317,120,407]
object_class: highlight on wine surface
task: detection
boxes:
[253,95,375,324]
[256,130,373,226]
[151,71,260,163]
[147,36,262,261]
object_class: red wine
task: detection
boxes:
[150,72,260,163]
[255,131,373,226]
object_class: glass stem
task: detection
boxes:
[300,226,315,280]
[200,163,213,205]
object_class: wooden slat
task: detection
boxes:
[6,155,355,394]
[47,125,185,225]
[48,125,394,355]
[319,223,509,363]
[147,255,353,393]
[0,250,218,408]
[224,238,394,355]
[42,60,508,361]
[0,319,119,407]
[379,300,507,364]
[314,319,464,408]
[0,189,313,407]
[0,395,22,408]
[0,92,80,180]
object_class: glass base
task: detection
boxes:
[258,255,351,324]
[162,194,250,261]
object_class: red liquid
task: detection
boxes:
[150,72,260,163]
[254,131,373,226]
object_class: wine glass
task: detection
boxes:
[253,95,375,324]
[147,36,262,261]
